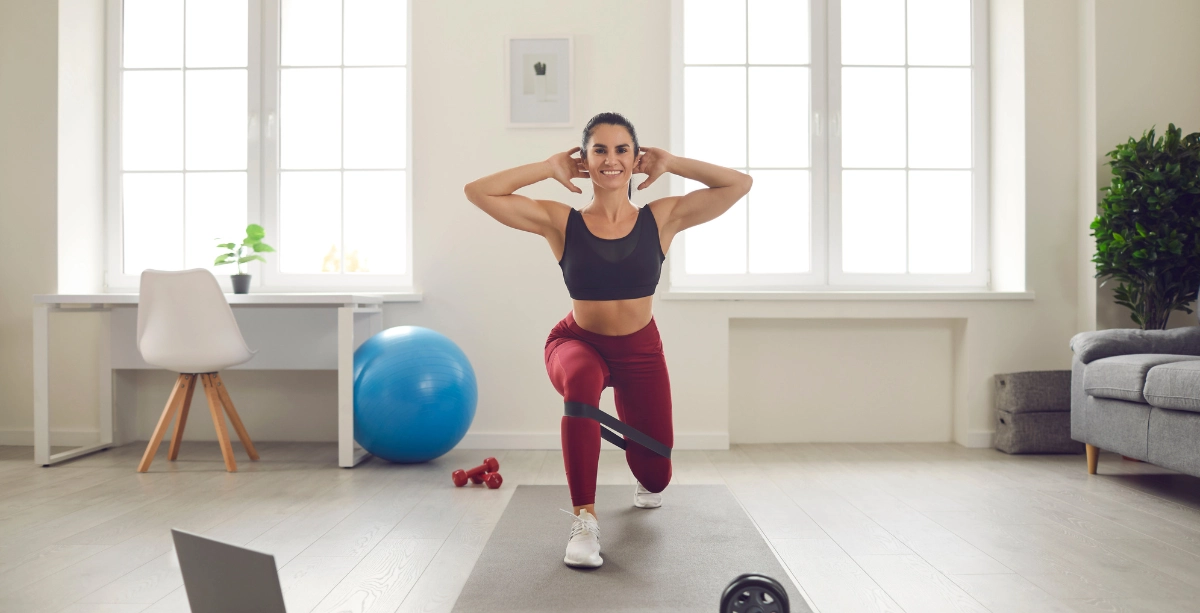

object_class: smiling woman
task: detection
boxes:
[464,110,752,569]
[580,112,641,200]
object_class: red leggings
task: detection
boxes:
[545,311,673,507]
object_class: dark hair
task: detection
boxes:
[581,112,639,199]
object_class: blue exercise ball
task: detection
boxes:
[353,326,477,463]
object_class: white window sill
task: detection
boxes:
[80,290,425,303]
[660,290,1035,301]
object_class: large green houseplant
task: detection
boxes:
[1091,124,1200,329]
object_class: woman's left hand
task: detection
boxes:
[632,146,674,191]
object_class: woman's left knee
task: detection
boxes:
[632,454,672,492]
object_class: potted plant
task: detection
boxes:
[1091,124,1200,329]
[215,224,275,294]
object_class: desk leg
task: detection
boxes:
[338,306,372,468]
[98,310,114,449]
[35,305,118,467]
[33,305,50,466]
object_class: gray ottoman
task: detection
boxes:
[993,370,1083,454]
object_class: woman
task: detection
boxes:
[464,112,752,568]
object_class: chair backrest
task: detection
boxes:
[137,269,251,372]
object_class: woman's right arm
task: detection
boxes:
[464,148,586,236]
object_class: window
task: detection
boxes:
[108,0,411,290]
[671,0,988,290]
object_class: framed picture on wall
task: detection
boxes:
[505,36,573,128]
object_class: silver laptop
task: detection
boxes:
[171,529,287,613]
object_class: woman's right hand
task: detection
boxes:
[546,147,589,194]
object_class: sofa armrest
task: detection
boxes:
[1070,326,1200,364]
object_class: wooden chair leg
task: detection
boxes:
[138,374,190,472]
[1086,444,1099,475]
[168,375,198,461]
[212,373,259,461]
[201,374,238,472]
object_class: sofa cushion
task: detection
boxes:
[1071,326,1200,364]
[1083,354,1199,403]
[1144,360,1200,413]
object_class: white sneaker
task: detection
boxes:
[560,508,602,568]
[634,481,662,508]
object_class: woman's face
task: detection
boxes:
[584,124,636,190]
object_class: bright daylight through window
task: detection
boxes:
[677,0,983,290]
[114,0,409,288]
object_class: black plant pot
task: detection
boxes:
[231,274,251,294]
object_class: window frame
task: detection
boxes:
[104,0,414,292]
[668,0,990,292]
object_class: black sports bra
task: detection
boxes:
[558,205,666,301]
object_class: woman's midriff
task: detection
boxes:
[570,295,654,336]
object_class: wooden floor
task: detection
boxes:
[2,443,1200,613]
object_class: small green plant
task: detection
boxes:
[534,61,546,76]
[215,224,275,275]
[1091,124,1200,329]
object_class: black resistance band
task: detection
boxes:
[564,401,672,459]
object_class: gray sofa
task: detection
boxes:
[1070,325,1200,477]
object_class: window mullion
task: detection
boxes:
[904,0,909,275]
[744,0,750,275]
[247,0,263,287]
[182,0,188,272]
[260,0,281,287]
[827,0,843,283]
[340,0,346,276]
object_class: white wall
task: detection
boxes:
[131,0,1078,448]
[4,0,1195,450]
[57,0,106,295]
[1089,0,1200,331]
[730,319,957,443]
[0,0,60,443]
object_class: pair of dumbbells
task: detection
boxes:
[451,457,503,489]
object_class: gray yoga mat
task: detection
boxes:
[452,484,811,613]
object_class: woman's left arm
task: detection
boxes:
[635,147,752,234]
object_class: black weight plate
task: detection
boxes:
[720,573,790,613]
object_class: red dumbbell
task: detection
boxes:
[452,457,499,487]
[467,469,503,488]
[481,471,503,489]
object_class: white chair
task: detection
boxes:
[136,269,259,472]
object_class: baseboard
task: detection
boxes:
[0,429,991,450]
[0,428,101,447]
[3,429,987,450]
[0,428,730,450]
[456,432,730,450]
[962,430,995,448]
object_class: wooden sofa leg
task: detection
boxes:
[1086,444,1098,474]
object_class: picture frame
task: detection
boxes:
[505,36,573,128]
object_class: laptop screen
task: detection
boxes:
[171,529,287,613]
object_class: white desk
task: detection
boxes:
[33,293,388,468]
